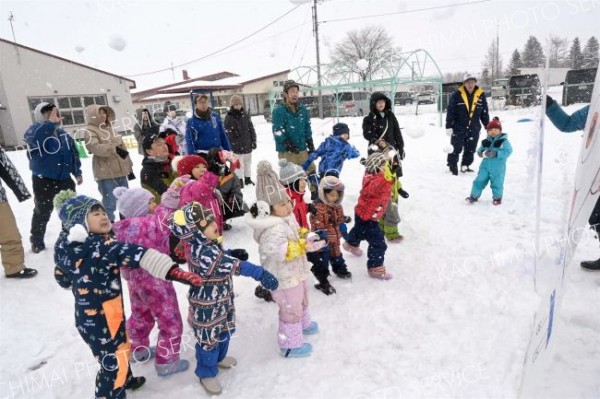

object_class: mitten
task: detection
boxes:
[285,240,306,261]
[398,188,409,198]
[116,146,129,159]
[343,216,352,224]
[259,270,278,291]
[306,137,315,153]
[446,128,453,137]
[492,139,505,148]
[340,222,349,240]
[166,266,203,286]
[208,161,227,176]
[313,229,328,242]
[239,261,263,279]
[484,151,497,158]
[252,142,257,150]
[481,139,491,148]
[228,248,249,261]
[127,171,136,181]
[283,139,299,154]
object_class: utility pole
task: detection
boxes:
[170,62,175,81]
[8,12,20,63]
[312,0,323,118]
[496,22,500,79]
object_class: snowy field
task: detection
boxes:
[1,91,599,398]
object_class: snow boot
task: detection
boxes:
[398,188,410,199]
[343,241,363,256]
[493,197,502,206]
[312,268,336,295]
[125,376,146,391]
[29,236,45,253]
[449,164,458,176]
[303,321,319,335]
[155,359,189,377]
[130,346,156,363]
[461,165,475,173]
[200,377,222,395]
[333,269,352,279]
[218,356,237,369]
[255,285,274,302]
[5,268,38,279]
[387,235,404,243]
[280,343,312,358]
[244,177,255,186]
[368,266,393,280]
[465,196,478,204]
[580,258,600,271]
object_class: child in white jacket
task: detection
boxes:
[245,160,326,357]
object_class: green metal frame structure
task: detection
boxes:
[268,49,444,126]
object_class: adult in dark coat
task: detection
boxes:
[445,73,490,175]
[224,95,257,186]
[362,92,405,157]
[133,108,160,155]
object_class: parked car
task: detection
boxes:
[506,74,541,107]
[417,91,436,104]
[333,91,370,116]
[562,67,597,106]
[440,82,461,111]
[491,78,509,99]
[394,91,414,106]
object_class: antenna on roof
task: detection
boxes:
[8,11,20,63]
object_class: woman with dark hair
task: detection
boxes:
[133,108,159,155]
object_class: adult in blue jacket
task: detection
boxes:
[186,94,232,156]
[24,102,82,253]
[546,96,597,271]
[446,73,490,175]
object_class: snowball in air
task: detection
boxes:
[108,34,127,51]
[75,45,85,53]
[443,145,455,154]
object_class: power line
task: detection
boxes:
[126,4,302,77]
[320,0,490,24]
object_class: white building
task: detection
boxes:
[0,38,136,147]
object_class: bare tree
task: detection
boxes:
[329,25,402,82]
[444,71,467,83]
[547,36,569,67]
[482,39,503,82]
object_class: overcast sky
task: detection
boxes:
[1,0,598,90]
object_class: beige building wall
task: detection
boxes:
[0,40,135,147]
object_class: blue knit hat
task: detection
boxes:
[54,190,103,230]
[332,123,350,136]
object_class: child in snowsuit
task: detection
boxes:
[245,161,327,358]
[206,148,246,230]
[342,152,394,280]
[111,187,187,376]
[310,176,352,282]
[53,190,202,399]
[168,201,278,395]
[466,117,513,205]
[172,154,224,234]
[140,132,177,203]
[302,122,360,179]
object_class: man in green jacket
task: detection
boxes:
[272,80,317,196]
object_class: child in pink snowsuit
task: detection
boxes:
[112,186,188,377]
[245,161,327,358]
[172,155,224,234]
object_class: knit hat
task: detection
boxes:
[318,176,345,206]
[278,158,306,186]
[283,80,300,93]
[463,72,477,83]
[364,152,387,174]
[486,116,502,131]
[256,160,290,206]
[173,155,207,177]
[53,190,103,231]
[113,187,155,218]
[332,123,350,136]
[230,95,243,106]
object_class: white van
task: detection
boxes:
[333,91,370,117]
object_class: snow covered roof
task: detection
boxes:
[136,93,190,101]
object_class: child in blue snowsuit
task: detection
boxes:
[53,190,202,399]
[302,122,360,178]
[168,201,278,396]
[466,117,513,205]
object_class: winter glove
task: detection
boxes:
[208,160,227,176]
[343,216,352,224]
[446,128,453,137]
[306,137,315,154]
[492,139,505,148]
[398,188,410,198]
[546,95,555,109]
[313,229,328,242]
[394,164,403,178]
[477,151,484,158]
[115,146,129,159]
[283,139,299,154]
[252,142,257,150]
[285,240,306,261]
[399,150,405,160]
[239,262,279,290]
[259,270,279,291]
[301,160,311,171]
[308,203,317,215]
[339,222,349,240]
[305,232,328,252]
[127,171,136,181]
[166,266,203,286]
[228,248,249,261]
[481,139,491,148]
[484,151,497,158]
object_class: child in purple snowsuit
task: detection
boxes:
[112,186,188,377]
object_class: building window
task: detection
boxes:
[27,95,108,127]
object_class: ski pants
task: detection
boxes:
[447,128,480,167]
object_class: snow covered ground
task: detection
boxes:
[1,93,599,398]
